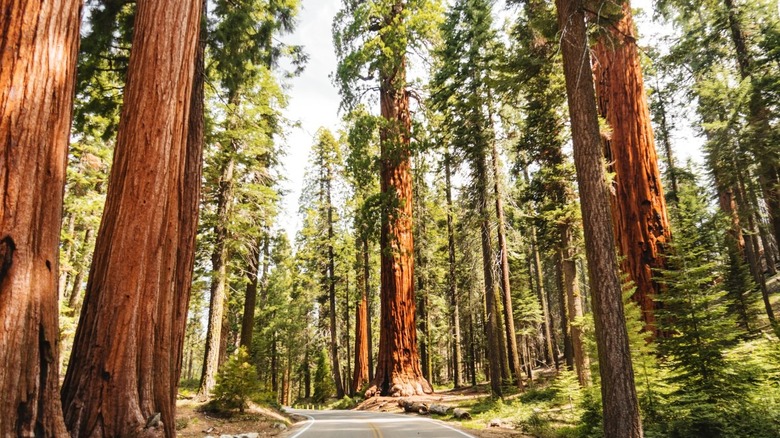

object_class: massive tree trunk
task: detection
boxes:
[592,2,671,335]
[0,0,81,434]
[366,2,431,398]
[444,151,464,388]
[556,0,643,435]
[60,0,202,435]
[490,137,523,389]
[352,238,370,394]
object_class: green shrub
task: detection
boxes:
[312,348,335,403]
[211,347,260,413]
[333,395,358,410]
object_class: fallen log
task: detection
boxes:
[429,404,451,416]
[399,399,429,415]
[453,408,471,420]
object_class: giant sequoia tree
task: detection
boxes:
[555,0,643,434]
[0,0,81,434]
[592,1,672,334]
[334,0,439,397]
[60,0,202,435]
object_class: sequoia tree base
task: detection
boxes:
[365,374,433,397]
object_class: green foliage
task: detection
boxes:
[313,348,335,403]
[332,395,359,410]
[333,0,443,109]
[650,169,780,437]
[212,347,261,413]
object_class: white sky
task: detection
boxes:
[278,0,705,242]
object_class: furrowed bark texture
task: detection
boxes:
[366,2,431,397]
[592,2,671,334]
[175,0,206,402]
[0,0,81,435]
[60,0,201,436]
[556,0,643,435]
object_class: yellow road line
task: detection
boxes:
[369,421,383,438]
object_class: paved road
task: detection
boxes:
[283,408,475,438]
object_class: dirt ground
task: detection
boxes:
[175,400,292,437]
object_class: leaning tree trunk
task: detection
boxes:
[445,151,464,388]
[366,4,431,395]
[60,0,202,435]
[0,0,81,434]
[593,1,671,336]
[555,0,643,435]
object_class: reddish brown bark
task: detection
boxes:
[60,0,202,435]
[556,0,643,435]
[352,239,370,394]
[365,2,431,398]
[592,2,671,334]
[0,0,81,434]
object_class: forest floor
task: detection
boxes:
[174,399,293,437]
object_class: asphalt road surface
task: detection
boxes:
[283,408,476,438]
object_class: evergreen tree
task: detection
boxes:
[430,0,518,396]
[657,166,748,437]
[334,0,441,397]
[313,348,335,403]
[554,0,643,434]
